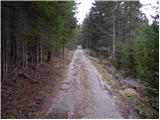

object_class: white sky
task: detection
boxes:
[75,0,95,24]
[75,0,158,25]
[140,0,158,24]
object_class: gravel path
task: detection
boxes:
[45,49,123,119]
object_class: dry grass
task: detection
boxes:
[89,54,158,119]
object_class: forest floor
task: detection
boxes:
[44,49,158,119]
[1,49,158,119]
[1,50,73,119]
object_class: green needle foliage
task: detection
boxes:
[1,1,77,80]
[81,1,159,89]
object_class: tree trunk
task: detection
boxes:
[62,43,65,65]
[112,10,116,56]
[47,50,52,64]
[36,38,39,66]
[22,38,28,68]
[125,19,128,43]
[2,30,6,81]
[117,21,119,44]
[39,37,42,64]
[10,7,17,64]
[25,39,27,68]
[22,38,25,68]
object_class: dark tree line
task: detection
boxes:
[80,1,159,88]
[1,1,77,81]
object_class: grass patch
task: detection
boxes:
[92,60,119,89]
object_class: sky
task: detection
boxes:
[75,0,158,25]
[140,0,158,24]
[75,0,95,24]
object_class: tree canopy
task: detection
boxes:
[80,1,159,89]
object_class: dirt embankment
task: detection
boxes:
[1,50,73,119]
[86,50,159,119]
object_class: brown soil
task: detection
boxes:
[1,50,73,119]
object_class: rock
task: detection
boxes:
[31,80,39,84]
[18,110,22,114]
[123,88,139,97]
[60,84,70,90]
[8,97,12,101]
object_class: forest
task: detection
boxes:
[1,1,77,118]
[1,1,159,119]
[79,1,159,89]
[2,1,77,81]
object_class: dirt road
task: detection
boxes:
[45,49,123,119]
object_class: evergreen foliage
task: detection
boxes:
[1,1,77,80]
[81,1,159,89]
